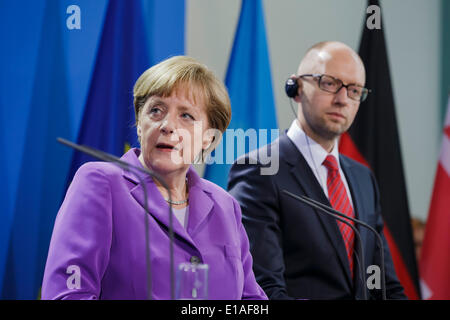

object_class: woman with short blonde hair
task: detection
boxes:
[134,56,231,158]
[42,56,267,300]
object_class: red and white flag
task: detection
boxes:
[420,96,450,299]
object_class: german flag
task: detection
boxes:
[339,0,421,299]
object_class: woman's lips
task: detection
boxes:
[156,143,179,151]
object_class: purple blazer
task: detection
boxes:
[41,148,267,300]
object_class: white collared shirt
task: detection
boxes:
[287,119,354,208]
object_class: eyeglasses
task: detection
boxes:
[299,74,370,102]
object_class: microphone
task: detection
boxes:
[57,137,176,300]
[282,189,367,300]
[282,189,386,300]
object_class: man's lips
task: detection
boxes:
[326,112,346,119]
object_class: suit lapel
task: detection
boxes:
[340,155,370,297]
[281,135,353,287]
[339,155,368,239]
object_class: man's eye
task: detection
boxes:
[150,107,161,114]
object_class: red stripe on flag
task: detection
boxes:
[444,126,450,140]
[420,164,450,299]
[339,132,420,299]
[384,227,420,300]
[339,133,370,168]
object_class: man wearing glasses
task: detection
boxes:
[228,41,406,299]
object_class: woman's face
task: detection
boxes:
[137,85,212,175]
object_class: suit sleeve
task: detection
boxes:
[41,163,113,300]
[228,159,295,300]
[369,171,407,300]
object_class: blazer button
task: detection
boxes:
[190,256,201,264]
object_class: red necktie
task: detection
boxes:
[323,155,355,278]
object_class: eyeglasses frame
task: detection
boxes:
[299,73,371,102]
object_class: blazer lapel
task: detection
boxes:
[185,167,214,236]
[128,178,195,245]
[120,149,196,248]
[281,135,354,288]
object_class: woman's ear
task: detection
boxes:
[202,131,214,150]
[137,124,142,139]
[203,127,221,152]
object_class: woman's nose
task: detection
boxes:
[160,115,176,134]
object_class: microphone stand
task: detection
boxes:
[57,137,176,300]
[282,190,367,300]
[282,189,386,300]
[295,194,386,300]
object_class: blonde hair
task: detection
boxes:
[133,56,231,155]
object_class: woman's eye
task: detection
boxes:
[181,113,195,120]
[148,106,164,118]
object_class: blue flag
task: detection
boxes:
[67,0,149,181]
[203,0,278,189]
[68,0,185,182]
[0,0,184,299]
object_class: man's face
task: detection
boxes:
[299,49,365,142]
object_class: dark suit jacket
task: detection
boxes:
[228,134,406,300]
